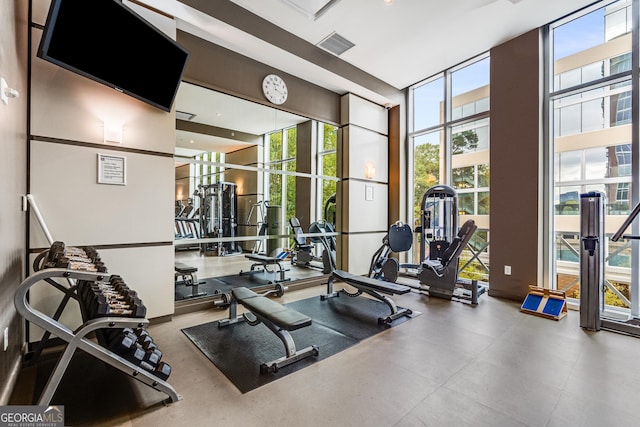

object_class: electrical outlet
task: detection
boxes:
[3,327,8,351]
[504,265,512,275]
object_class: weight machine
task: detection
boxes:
[580,191,640,336]
[194,182,242,256]
[367,184,485,304]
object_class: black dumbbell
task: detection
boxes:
[139,360,171,381]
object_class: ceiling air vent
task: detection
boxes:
[176,110,197,121]
[317,32,355,56]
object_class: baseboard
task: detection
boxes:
[0,344,26,406]
[487,288,526,302]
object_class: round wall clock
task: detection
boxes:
[262,74,288,105]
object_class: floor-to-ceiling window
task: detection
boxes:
[408,54,491,282]
[548,0,637,314]
[265,126,297,228]
[317,122,338,224]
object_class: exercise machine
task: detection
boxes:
[245,200,268,254]
[289,217,335,273]
[194,182,242,256]
[368,219,484,304]
[417,219,482,302]
[324,193,336,227]
[368,221,414,282]
[323,269,413,324]
[418,185,458,262]
[309,220,337,273]
[580,191,640,336]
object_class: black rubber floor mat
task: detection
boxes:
[182,294,419,393]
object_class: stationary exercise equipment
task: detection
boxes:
[175,262,206,299]
[521,286,567,321]
[367,217,484,304]
[417,185,458,263]
[240,253,291,284]
[245,200,268,254]
[580,191,640,336]
[324,193,336,227]
[218,286,319,373]
[324,269,413,324]
[16,241,180,405]
[194,182,242,256]
[308,220,337,273]
[368,221,414,283]
[417,219,481,302]
[289,217,335,274]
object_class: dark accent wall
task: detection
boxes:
[489,29,541,301]
[296,121,314,230]
[0,0,28,404]
[177,31,341,126]
[388,105,401,224]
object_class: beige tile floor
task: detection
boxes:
[10,253,640,427]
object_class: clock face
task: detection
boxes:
[262,74,288,105]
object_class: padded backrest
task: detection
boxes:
[440,219,477,269]
[289,217,306,245]
[388,222,413,253]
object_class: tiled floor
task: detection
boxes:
[10,269,640,426]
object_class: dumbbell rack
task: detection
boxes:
[14,267,182,406]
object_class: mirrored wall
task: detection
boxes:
[173,82,339,302]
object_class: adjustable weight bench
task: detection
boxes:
[175,262,206,299]
[323,269,413,324]
[218,287,319,374]
[240,254,289,283]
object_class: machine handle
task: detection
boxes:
[581,236,598,256]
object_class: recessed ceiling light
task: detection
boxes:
[384,0,393,4]
[190,140,194,144]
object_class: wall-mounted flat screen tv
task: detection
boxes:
[38,0,189,112]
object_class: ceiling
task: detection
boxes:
[174,82,308,157]
[138,0,597,154]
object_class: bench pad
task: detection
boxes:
[245,254,281,264]
[333,269,411,295]
[175,262,198,274]
[232,287,311,331]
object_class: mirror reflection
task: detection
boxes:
[174,82,339,303]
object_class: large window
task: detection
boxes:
[409,54,490,282]
[317,123,338,224]
[548,0,635,311]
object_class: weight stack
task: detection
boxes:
[579,191,605,331]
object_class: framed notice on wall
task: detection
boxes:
[97,153,127,185]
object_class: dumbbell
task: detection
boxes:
[107,330,161,367]
[52,257,107,272]
[88,297,147,318]
[82,282,139,306]
[139,360,171,381]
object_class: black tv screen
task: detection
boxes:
[38,0,189,112]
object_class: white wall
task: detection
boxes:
[338,94,389,274]
[27,1,179,340]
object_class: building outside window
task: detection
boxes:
[549,0,635,311]
[409,54,490,283]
